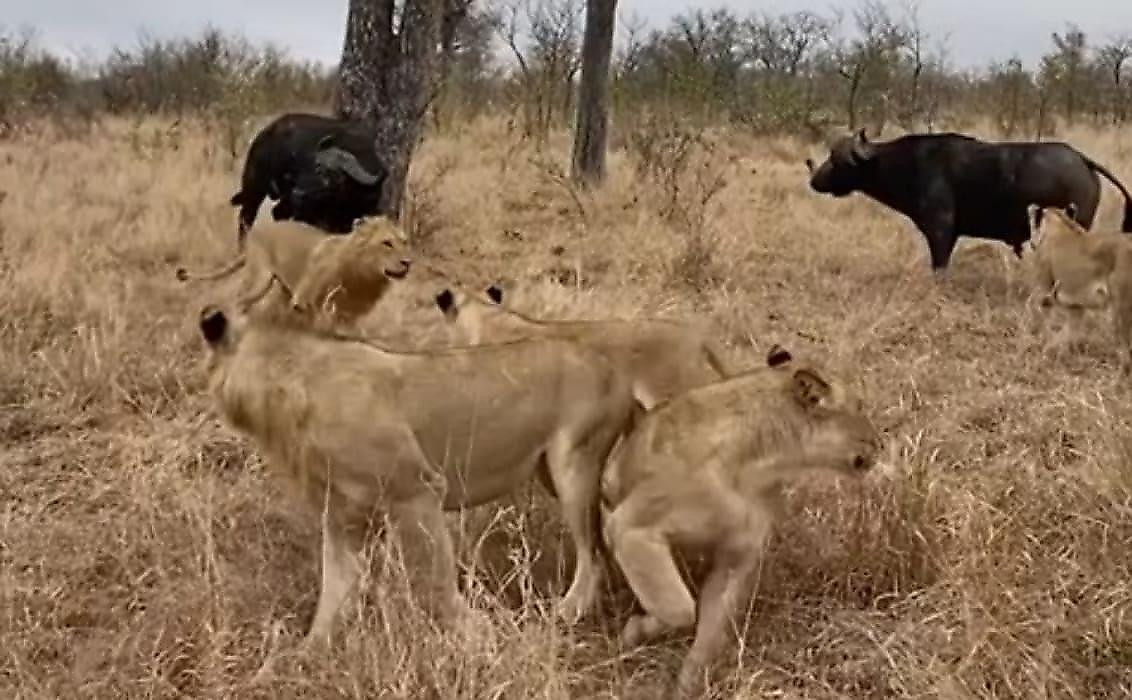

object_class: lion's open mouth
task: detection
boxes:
[385,266,410,280]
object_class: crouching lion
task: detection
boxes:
[599,345,883,698]
[1030,204,1132,369]
[196,304,637,651]
[433,283,731,409]
[176,216,412,330]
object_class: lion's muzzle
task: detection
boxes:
[385,260,411,280]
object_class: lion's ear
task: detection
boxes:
[200,306,228,346]
[435,289,455,313]
[486,285,503,304]
[791,368,831,408]
[766,344,792,367]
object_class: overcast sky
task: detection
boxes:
[5,0,1130,71]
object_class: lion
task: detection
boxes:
[1030,203,1132,369]
[176,216,412,330]
[433,283,731,409]
[196,303,637,653]
[598,344,883,698]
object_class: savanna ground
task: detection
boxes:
[3,113,1132,700]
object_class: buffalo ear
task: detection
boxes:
[766,344,793,368]
[435,289,455,314]
[791,368,832,408]
[199,306,228,346]
[485,285,503,304]
[851,128,875,162]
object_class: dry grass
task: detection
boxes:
[4,113,1132,699]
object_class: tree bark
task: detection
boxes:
[570,0,617,187]
[335,0,444,220]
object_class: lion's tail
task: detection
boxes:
[175,256,246,283]
[594,398,647,563]
[702,340,731,378]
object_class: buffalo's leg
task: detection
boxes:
[913,194,958,274]
[1072,192,1100,229]
[236,193,266,250]
[925,229,958,273]
[271,198,294,221]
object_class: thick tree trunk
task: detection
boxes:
[570,0,617,187]
[335,0,443,220]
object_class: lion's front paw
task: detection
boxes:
[621,614,664,647]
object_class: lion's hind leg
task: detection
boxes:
[605,478,740,646]
[305,511,363,647]
[675,509,772,699]
[385,489,468,625]
[608,518,696,647]
[545,431,606,625]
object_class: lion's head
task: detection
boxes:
[761,344,880,475]
[433,284,506,344]
[290,216,413,323]
[1033,204,1115,311]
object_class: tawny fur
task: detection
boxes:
[197,305,637,653]
[1030,205,1132,370]
[288,217,412,327]
[176,217,412,330]
[598,345,882,699]
[433,284,731,409]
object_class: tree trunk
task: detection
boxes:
[433,0,472,129]
[335,0,444,220]
[570,0,617,187]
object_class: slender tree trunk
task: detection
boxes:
[571,0,617,187]
[335,0,444,220]
[433,0,472,129]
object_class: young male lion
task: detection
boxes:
[1030,204,1132,369]
[433,283,731,409]
[176,216,412,331]
[599,345,882,698]
[196,303,637,652]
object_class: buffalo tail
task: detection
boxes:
[1086,157,1132,232]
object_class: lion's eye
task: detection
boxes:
[383,240,394,248]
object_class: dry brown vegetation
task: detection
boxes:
[4,113,1132,699]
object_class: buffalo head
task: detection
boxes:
[806,128,875,197]
[291,135,387,209]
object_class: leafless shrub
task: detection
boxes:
[493,0,582,147]
[404,154,459,249]
[529,153,589,226]
[627,113,731,228]
[625,113,734,291]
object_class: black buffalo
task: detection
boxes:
[805,129,1132,271]
[229,112,388,248]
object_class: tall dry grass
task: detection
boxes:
[3,114,1132,699]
